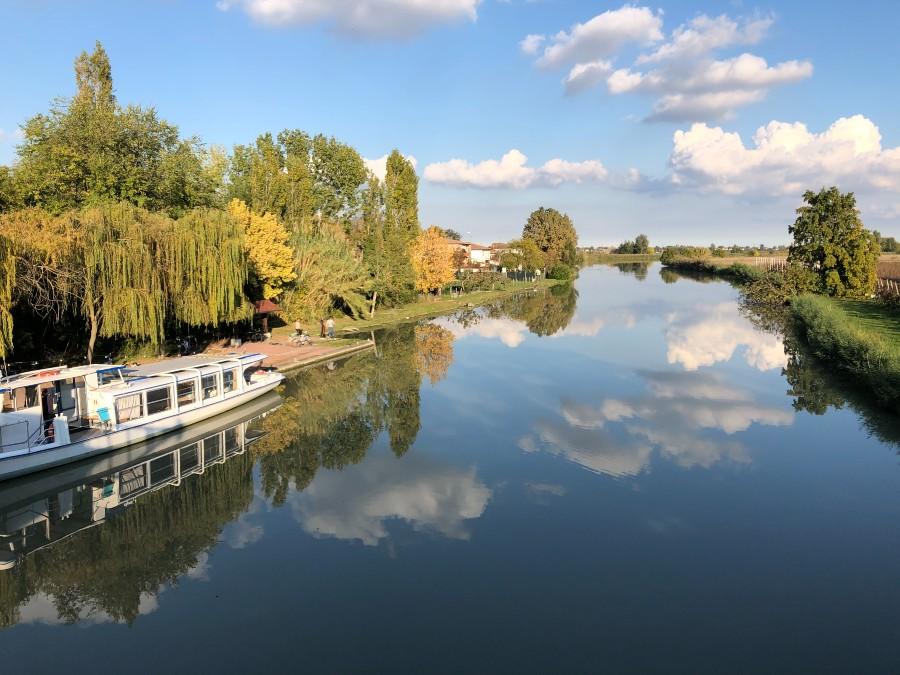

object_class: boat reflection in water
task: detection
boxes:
[0,391,281,572]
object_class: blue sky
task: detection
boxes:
[2,0,899,245]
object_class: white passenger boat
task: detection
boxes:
[0,354,284,481]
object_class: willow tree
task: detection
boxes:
[164,208,250,326]
[0,234,14,359]
[79,203,169,360]
[281,220,370,321]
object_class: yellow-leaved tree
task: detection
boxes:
[228,199,296,300]
[410,225,455,295]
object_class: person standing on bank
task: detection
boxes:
[319,318,326,338]
[326,317,335,339]
[294,319,302,336]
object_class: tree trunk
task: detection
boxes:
[370,291,378,318]
[87,308,99,364]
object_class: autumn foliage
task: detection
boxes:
[410,225,456,294]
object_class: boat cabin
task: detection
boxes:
[0,355,269,457]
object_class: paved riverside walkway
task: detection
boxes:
[204,336,375,373]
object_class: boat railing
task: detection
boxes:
[0,418,53,456]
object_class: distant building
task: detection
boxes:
[469,243,492,264]
[444,238,494,267]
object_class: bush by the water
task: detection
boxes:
[744,265,819,306]
[455,271,510,292]
[548,264,576,281]
[792,294,900,407]
[659,246,710,265]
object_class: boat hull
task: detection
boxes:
[0,378,282,481]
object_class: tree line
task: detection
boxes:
[0,43,580,362]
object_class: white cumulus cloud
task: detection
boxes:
[217,0,480,38]
[528,10,811,122]
[424,149,608,189]
[670,114,900,196]
[533,5,663,69]
[637,14,773,64]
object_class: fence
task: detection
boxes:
[876,277,900,298]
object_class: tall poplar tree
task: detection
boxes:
[384,150,419,241]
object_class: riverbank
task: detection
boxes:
[791,295,900,409]
[660,258,764,284]
[583,252,660,264]
[271,279,564,336]
[206,336,375,373]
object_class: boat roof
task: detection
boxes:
[0,364,117,390]
[124,354,263,378]
[99,354,266,394]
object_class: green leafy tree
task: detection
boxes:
[522,207,578,267]
[13,42,219,216]
[788,187,879,298]
[281,221,371,320]
[384,150,419,242]
[505,238,545,271]
[360,173,416,307]
[873,230,899,253]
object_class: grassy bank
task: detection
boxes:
[583,252,660,264]
[661,259,763,284]
[791,294,900,408]
[271,279,564,336]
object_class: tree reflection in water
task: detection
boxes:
[0,286,583,630]
[741,301,900,449]
[613,262,649,281]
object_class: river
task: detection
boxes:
[1,263,899,673]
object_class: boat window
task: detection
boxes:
[181,442,200,472]
[115,394,144,424]
[204,434,222,464]
[97,369,122,386]
[223,368,237,394]
[202,374,219,400]
[177,380,196,406]
[146,386,172,415]
[57,379,77,412]
[149,454,176,485]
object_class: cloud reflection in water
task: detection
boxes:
[521,370,793,477]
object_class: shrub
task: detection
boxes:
[743,264,820,306]
[456,270,509,292]
[547,264,576,281]
[723,263,763,283]
[659,246,710,265]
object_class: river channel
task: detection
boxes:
[1,263,898,673]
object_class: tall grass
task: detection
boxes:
[791,294,900,409]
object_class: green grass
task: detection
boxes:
[791,294,900,408]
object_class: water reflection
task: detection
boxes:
[288,454,490,545]
[612,262,650,281]
[2,265,900,671]
[0,393,279,626]
[665,301,787,371]
[520,368,793,477]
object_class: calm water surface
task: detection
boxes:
[2,264,899,673]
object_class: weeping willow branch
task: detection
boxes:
[164,208,251,326]
[0,234,14,359]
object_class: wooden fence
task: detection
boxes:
[876,277,900,297]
